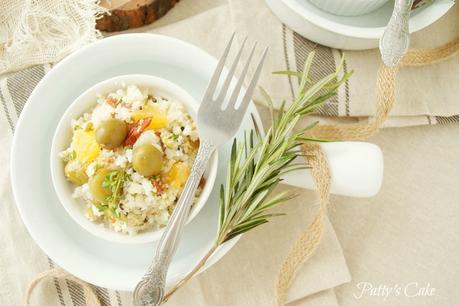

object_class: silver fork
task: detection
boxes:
[132,34,268,306]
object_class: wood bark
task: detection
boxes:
[97,0,178,32]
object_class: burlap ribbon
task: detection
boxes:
[275,36,459,305]
[25,36,459,306]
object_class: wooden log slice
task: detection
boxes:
[97,0,179,32]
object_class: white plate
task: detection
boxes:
[265,0,454,50]
[11,33,262,291]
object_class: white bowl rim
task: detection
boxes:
[50,74,219,244]
[282,0,454,39]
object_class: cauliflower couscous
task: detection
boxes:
[60,84,202,234]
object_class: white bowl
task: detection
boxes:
[50,74,218,244]
[266,0,454,50]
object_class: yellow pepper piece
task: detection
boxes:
[72,129,100,164]
[64,160,88,185]
[166,162,191,189]
[131,104,168,130]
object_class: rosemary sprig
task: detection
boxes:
[162,52,351,303]
[216,52,351,244]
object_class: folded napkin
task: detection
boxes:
[138,186,350,306]
[228,0,459,128]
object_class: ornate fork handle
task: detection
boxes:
[379,0,414,67]
[132,140,215,306]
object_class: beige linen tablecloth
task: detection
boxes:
[331,123,459,306]
[1,1,351,305]
[1,0,459,305]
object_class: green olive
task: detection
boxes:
[132,144,163,177]
[95,118,127,149]
[88,169,112,202]
[64,161,88,185]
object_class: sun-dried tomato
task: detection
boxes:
[152,179,167,195]
[124,117,152,146]
[121,101,132,108]
[106,96,119,107]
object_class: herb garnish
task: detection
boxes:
[101,169,129,213]
[169,133,180,141]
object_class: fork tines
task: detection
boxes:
[202,34,268,115]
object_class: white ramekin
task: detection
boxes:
[50,74,218,244]
[308,0,390,16]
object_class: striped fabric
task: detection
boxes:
[0,65,128,306]
[292,31,341,117]
[278,24,459,126]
